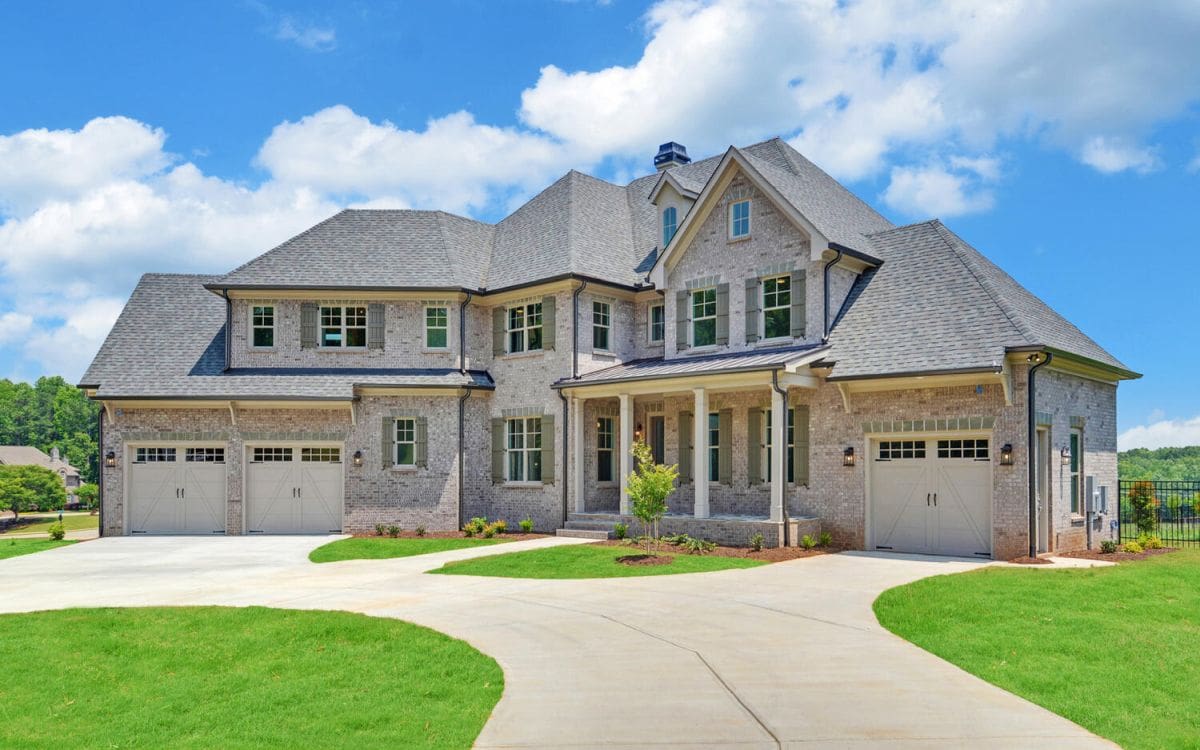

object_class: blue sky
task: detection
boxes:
[0,1,1197,448]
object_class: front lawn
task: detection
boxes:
[430,542,766,579]
[874,549,1200,750]
[309,536,504,563]
[0,512,97,536]
[0,538,76,560]
[0,607,502,749]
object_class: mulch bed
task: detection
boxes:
[598,539,836,562]
[350,531,550,541]
[1007,555,1053,565]
[1057,547,1177,562]
[616,554,674,567]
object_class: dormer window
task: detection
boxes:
[662,206,677,246]
[729,199,751,239]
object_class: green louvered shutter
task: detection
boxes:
[415,416,428,468]
[675,290,689,351]
[540,414,555,484]
[677,411,692,481]
[301,303,318,349]
[491,418,506,484]
[367,303,385,349]
[492,308,506,357]
[793,405,810,486]
[718,409,732,484]
[790,269,807,338]
[715,283,730,345]
[541,296,556,351]
[381,416,393,470]
[746,408,762,484]
[744,278,760,344]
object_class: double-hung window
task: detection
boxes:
[1069,429,1082,515]
[425,306,449,349]
[763,408,795,483]
[507,417,542,482]
[596,417,614,483]
[762,275,791,340]
[707,412,720,483]
[592,301,611,351]
[251,305,274,348]
[507,303,543,354]
[691,289,717,347]
[729,199,751,239]
[648,303,665,343]
[394,418,416,467]
[320,305,367,348]
[662,206,677,246]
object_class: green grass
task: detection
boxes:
[0,513,97,536]
[309,536,503,563]
[0,606,502,749]
[0,538,76,559]
[430,542,766,579]
[874,549,1200,750]
[1120,521,1200,542]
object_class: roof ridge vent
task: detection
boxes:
[654,142,691,171]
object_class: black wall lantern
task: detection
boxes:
[999,443,1014,465]
[1060,447,1071,465]
[352,450,364,467]
[104,451,116,468]
[843,446,855,467]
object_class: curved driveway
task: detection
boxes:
[0,537,1113,749]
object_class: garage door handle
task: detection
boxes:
[926,493,930,506]
[175,488,180,499]
[933,493,937,507]
[180,488,185,499]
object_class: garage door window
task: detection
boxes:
[135,448,176,463]
[301,447,340,463]
[936,439,989,459]
[253,447,292,462]
[877,441,925,460]
[186,448,224,463]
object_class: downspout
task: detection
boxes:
[560,279,587,525]
[1027,351,1052,558]
[822,248,844,342]
[457,388,472,531]
[220,289,232,372]
[458,291,473,374]
[572,279,588,379]
[771,369,791,548]
[96,405,104,538]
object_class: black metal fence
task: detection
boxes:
[1118,480,1200,547]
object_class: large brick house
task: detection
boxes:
[81,139,1138,558]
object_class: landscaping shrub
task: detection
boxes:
[387,525,401,538]
[518,517,534,533]
[47,522,65,541]
[492,520,507,534]
[613,522,627,540]
[415,526,426,537]
[462,525,475,538]
[374,523,387,537]
[818,531,833,547]
[481,523,497,539]
[1128,481,1158,536]
[662,533,691,546]
[1100,539,1119,554]
[799,534,817,550]
[682,536,716,555]
[1138,534,1164,550]
[1123,541,1144,554]
[749,532,764,552]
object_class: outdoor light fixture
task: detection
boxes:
[634,423,644,441]
[104,451,116,468]
[352,450,363,467]
[843,446,855,467]
[1000,443,1014,465]
[1061,447,1071,465]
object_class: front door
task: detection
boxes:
[648,415,665,464]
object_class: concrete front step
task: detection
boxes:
[555,528,611,540]
[561,520,620,532]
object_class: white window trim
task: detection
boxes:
[662,206,678,247]
[707,411,720,484]
[729,199,751,240]
[506,303,544,355]
[592,300,612,353]
[394,417,416,468]
[691,287,718,349]
[760,274,792,342]
[318,304,368,349]
[763,407,795,483]
[1069,428,1084,517]
[424,306,449,350]
[506,417,542,483]
[250,304,275,349]
[596,416,615,485]
[648,302,665,344]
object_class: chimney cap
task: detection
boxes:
[654,142,691,170]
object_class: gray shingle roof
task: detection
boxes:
[824,221,1133,379]
[555,344,828,388]
[81,274,493,399]
[0,446,80,476]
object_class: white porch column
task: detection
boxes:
[618,393,633,515]
[693,387,710,518]
[572,395,586,513]
[770,386,787,522]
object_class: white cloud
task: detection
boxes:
[1079,137,1161,175]
[275,17,336,52]
[0,312,32,345]
[1188,153,1200,174]
[1119,415,1200,451]
[881,157,997,218]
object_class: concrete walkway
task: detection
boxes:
[0,537,1114,749]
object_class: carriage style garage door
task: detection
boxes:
[869,438,992,557]
[245,446,343,534]
[127,446,227,534]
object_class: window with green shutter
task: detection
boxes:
[692,289,717,347]
[394,418,416,466]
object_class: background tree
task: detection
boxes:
[0,465,66,519]
[627,440,677,556]
[0,376,100,482]
[76,482,99,510]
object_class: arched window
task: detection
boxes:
[662,206,677,246]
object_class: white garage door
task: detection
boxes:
[245,446,343,534]
[870,438,992,557]
[128,446,226,534]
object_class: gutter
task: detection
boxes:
[202,273,645,298]
[1027,351,1052,558]
[458,291,473,374]
[457,389,472,531]
[822,247,843,342]
[824,365,1004,382]
[770,370,791,547]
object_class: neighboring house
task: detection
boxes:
[0,445,82,494]
[80,139,1138,558]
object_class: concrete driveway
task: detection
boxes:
[0,537,1113,749]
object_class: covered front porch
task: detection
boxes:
[554,345,827,547]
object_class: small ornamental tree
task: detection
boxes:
[1127,480,1158,536]
[76,483,99,510]
[626,440,677,556]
